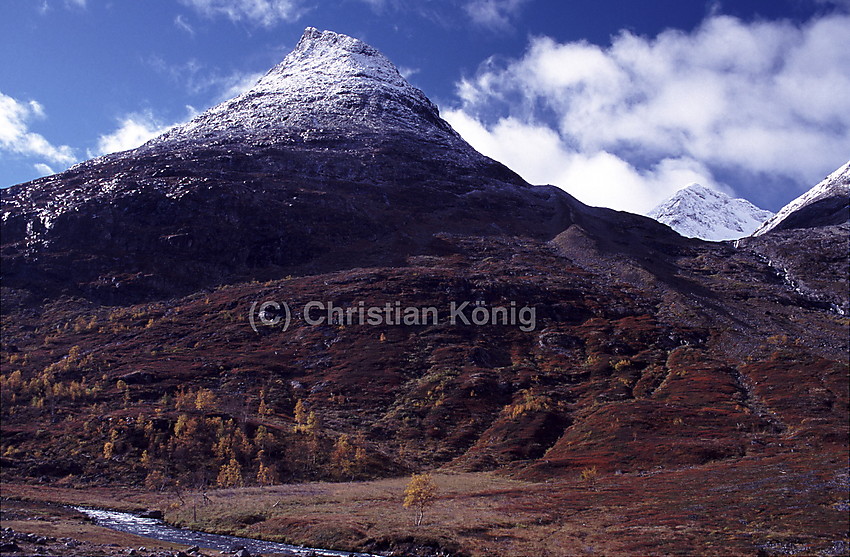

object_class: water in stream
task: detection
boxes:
[74,507,372,557]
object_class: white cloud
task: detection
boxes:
[174,14,196,36]
[445,110,724,212]
[92,108,197,156]
[449,14,850,213]
[178,0,307,27]
[33,163,56,176]
[465,0,529,29]
[398,66,420,80]
[0,92,76,168]
[212,71,264,102]
[93,112,168,156]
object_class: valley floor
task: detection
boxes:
[2,450,848,557]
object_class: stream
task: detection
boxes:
[74,507,373,557]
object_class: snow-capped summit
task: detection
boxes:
[253,27,413,95]
[647,183,773,242]
[753,161,850,236]
[152,27,459,148]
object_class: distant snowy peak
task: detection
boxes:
[648,183,773,242]
[753,161,850,236]
[152,27,457,148]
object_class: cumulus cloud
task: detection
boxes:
[92,108,197,156]
[446,110,727,212]
[465,0,529,30]
[447,14,850,213]
[92,112,168,156]
[0,92,76,168]
[178,0,307,27]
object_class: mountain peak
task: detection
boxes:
[253,27,409,95]
[677,183,728,200]
[648,183,773,241]
[151,27,456,148]
[681,182,711,193]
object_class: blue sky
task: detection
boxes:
[2,0,849,213]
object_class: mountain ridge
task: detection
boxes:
[754,160,850,236]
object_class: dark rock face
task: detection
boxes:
[740,223,850,315]
[138,510,163,520]
[1,146,577,302]
[768,194,849,231]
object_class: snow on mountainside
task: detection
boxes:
[151,27,460,148]
[647,183,773,241]
[753,161,850,236]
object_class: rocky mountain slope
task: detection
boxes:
[647,183,773,241]
[737,162,850,316]
[1,28,848,557]
[754,160,850,236]
[1,28,589,303]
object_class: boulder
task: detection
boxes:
[139,509,164,519]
